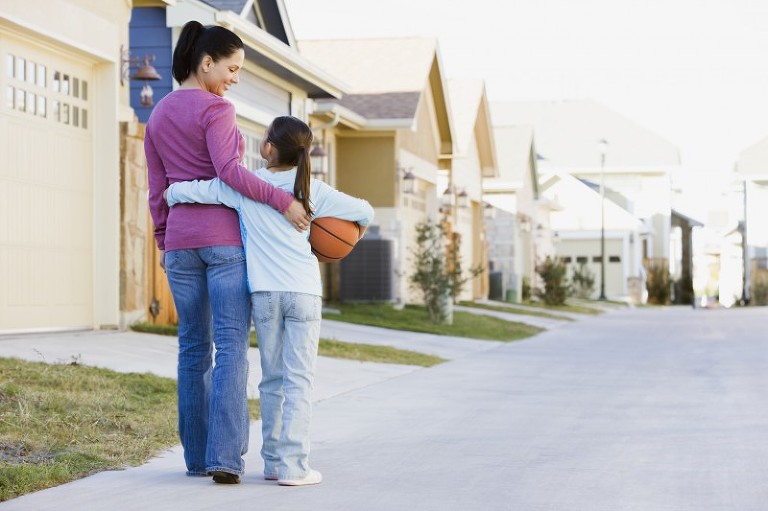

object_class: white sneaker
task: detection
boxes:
[278,469,322,486]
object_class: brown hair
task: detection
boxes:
[265,116,314,216]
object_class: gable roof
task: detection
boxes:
[447,79,497,177]
[298,38,438,93]
[491,99,680,168]
[299,38,453,155]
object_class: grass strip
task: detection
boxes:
[324,303,543,341]
[131,323,445,366]
[458,301,575,321]
[0,358,261,502]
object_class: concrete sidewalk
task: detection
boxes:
[4,306,768,510]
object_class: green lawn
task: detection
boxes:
[324,303,544,341]
[0,358,261,502]
[458,301,575,321]
[131,323,445,367]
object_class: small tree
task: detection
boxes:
[570,261,596,299]
[535,256,570,306]
[446,232,484,303]
[409,220,453,324]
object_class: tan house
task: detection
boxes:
[0,0,133,332]
[298,37,456,305]
[483,124,544,302]
[444,79,497,301]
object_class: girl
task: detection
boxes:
[166,116,374,486]
[145,21,311,485]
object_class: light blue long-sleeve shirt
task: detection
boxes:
[166,167,374,297]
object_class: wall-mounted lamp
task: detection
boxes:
[310,142,328,180]
[456,189,469,209]
[399,166,416,195]
[440,185,469,211]
[121,44,162,106]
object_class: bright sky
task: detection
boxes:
[284,0,768,218]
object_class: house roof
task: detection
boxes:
[336,92,421,120]
[491,125,534,182]
[736,135,768,180]
[491,99,680,168]
[298,38,438,93]
[300,38,453,155]
[447,79,498,177]
[197,0,249,15]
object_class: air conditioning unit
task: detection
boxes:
[340,238,395,302]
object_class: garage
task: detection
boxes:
[0,30,94,331]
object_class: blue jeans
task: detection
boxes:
[164,247,252,476]
[251,291,322,480]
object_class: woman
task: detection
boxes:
[166,115,374,486]
[145,21,310,484]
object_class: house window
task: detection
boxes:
[609,255,621,263]
[240,128,267,172]
[592,256,602,263]
[560,256,572,263]
[576,256,588,264]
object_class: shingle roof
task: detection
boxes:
[332,92,421,120]
[197,0,249,15]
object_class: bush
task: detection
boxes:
[535,257,570,306]
[570,261,595,299]
[409,220,453,324]
[522,276,532,302]
[646,261,670,305]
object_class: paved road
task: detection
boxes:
[3,306,768,510]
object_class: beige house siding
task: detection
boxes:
[336,135,396,208]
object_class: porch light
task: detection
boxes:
[120,45,162,107]
[401,168,416,194]
[310,143,328,180]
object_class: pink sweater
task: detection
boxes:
[145,89,293,251]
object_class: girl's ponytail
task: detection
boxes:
[265,116,315,217]
[294,145,312,217]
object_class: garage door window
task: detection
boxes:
[4,53,88,129]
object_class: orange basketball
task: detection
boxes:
[309,217,360,263]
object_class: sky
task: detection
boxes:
[283,0,768,219]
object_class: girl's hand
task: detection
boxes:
[284,199,311,232]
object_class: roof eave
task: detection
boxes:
[214,10,347,99]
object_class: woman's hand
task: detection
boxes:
[283,199,311,232]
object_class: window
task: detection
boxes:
[560,256,573,263]
[609,255,621,263]
[576,256,588,264]
[592,256,602,263]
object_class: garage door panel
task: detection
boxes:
[0,32,93,331]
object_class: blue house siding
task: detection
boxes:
[129,7,172,123]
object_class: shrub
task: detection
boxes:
[570,261,595,299]
[522,276,532,302]
[535,256,570,306]
[646,261,670,305]
[409,220,453,324]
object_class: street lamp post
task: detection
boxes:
[598,138,609,300]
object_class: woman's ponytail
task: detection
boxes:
[172,20,244,84]
[172,21,205,84]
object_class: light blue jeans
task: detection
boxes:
[164,247,252,477]
[251,291,322,480]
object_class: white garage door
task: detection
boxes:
[0,31,94,332]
